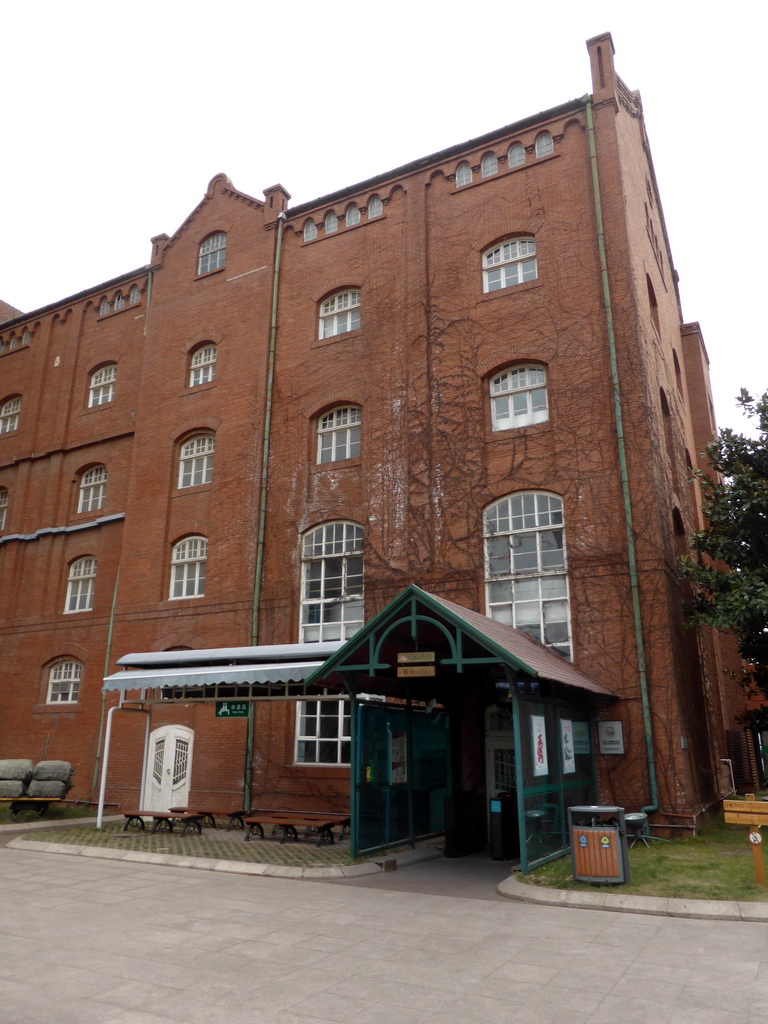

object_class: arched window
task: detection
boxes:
[481,153,498,178]
[47,660,82,703]
[535,132,554,158]
[99,297,110,316]
[89,364,117,407]
[303,219,317,242]
[178,435,215,488]
[490,365,548,430]
[114,291,125,311]
[367,195,383,219]
[484,492,570,658]
[325,211,338,234]
[78,465,107,513]
[198,232,227,274]
[345,204,360,227]
[170,536,207,599]
[508,143,525,168]
[0,396,21,434]
[0,486,8,531]
[482,237,537,292]
[189,344,217,387]
[10,328,32,349]
[317,405,361,463]
[129,285,141,305]
[319,290,361,339]
[65,557,97,613]
[300,522,364,642]
[456,162,473,187]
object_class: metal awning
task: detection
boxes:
[103,641,344,693]
[103,661,327,692]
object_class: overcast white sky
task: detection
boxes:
[2,1,765,435]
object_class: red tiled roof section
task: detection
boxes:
[426,591,617,698]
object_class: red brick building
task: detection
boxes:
[0,35,741,851]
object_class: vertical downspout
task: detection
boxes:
[91,569,120,798]
[584,97,658,816]
[244,210,285,809]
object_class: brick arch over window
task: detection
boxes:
[169,535,208,599]
[197,231,227,275]
[177,433,215,488]
[46,658,83,704]
[489,363,548,430]
[77,464,107,513]
[316,404,362,463]
[88,363,117,407]
[483,491,570,658]
[188,342,217,387]
[65,556,97,614]
[318,289,361,339]
[482,236,537,293]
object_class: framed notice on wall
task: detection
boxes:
[531,716,548,776]
[390,731,407,784]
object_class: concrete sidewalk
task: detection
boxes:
[3,843,768,1024]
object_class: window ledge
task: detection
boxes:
[173,484,214,496]
[182,383,217,396]
[312,329,363,350]
[302,215,385,246]
[195,266,227,282]
[451,152,559,194]
[480,279,541,302]
[97,303,141,321]
[312,457,362,474]
[487,420,552,440]
[81,402,116,415]
[33,703,82,714]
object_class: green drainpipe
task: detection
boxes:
[244,210,285,808]
[584,96,659,817]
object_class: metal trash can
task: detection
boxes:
[568,805,630,884]
[489,792,519,860]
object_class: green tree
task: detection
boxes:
[682,390,768,709]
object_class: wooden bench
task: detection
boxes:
[243,811,351,846]
[121,811,206,835]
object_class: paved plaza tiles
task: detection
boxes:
[3,842,768,1024]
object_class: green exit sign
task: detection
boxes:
[215,700,249,718]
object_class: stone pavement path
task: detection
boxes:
[3,845,768,1024]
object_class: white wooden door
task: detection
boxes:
[144,725,193,811]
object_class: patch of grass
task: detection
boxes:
[524,812,768,902]
[18,822,361,867]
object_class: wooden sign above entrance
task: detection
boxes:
[397,665,436,677]
[397,652,436,664]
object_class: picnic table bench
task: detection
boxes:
[121,811,206,835]
[0,797,62,815]
[243,811,351,846]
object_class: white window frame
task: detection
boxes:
[300,521,364,642]
[129,285,141,305]
[114,291,125,311]
[303,219,317,242]
[0,487,7,530]
[178,435,215,488]
[47,660,82,703]
[89,365,117,407]
[319,290,361,340]
[78,465,107,513]
[456,162,473,187]
[535,132,554,158]
[484,492,570,658]
[189,344,217,387]
[317,405,361,464]
[295,694,351,765]
[325,211,338,234]
[481,153,498,178]
[367,195,383,219]
[170,536,207,599]
[65,557,97,614]
[345,204,360,226]
[490,365,548,430]
[508,143,525,168]
[99,298,110,316]
[198,232,227,274]
[0,397,21,434]
[482,237,537,293]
